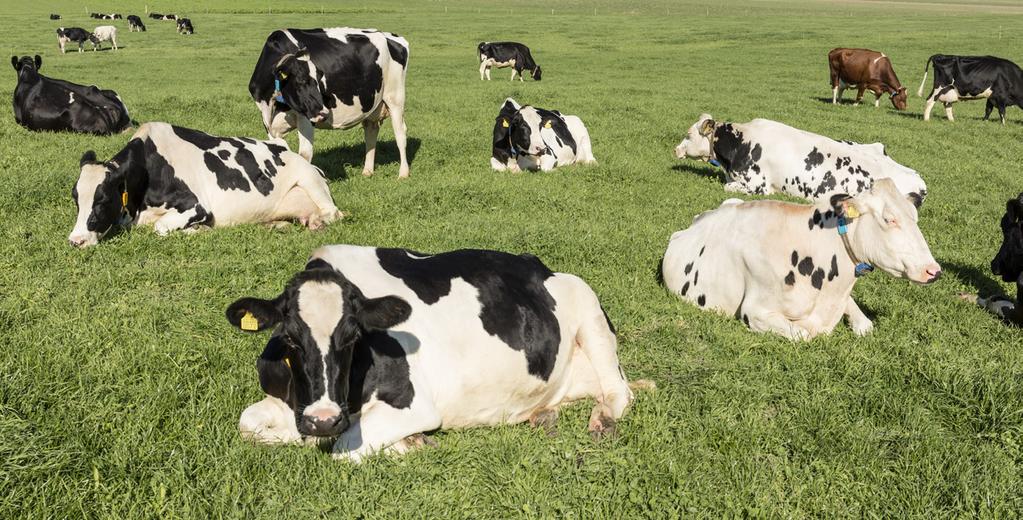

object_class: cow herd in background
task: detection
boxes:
[7,11,1023,460]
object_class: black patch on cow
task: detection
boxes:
[172,126,280,196]
[681,281,690,296]
[742,314,750,326]
[785,271,796,286]
[204,152,250,192]
[699,246,705,256]
[828,255,839,281]
[813,171,838,198]
[804,147,825,171]
[697,295,706,307]
[694,271,699,286]
[791,250,799,266]
[600,305,617,335]
[376,248,561,380]
[217,150,231,160]
[385,37,408,67]
[809,209,823,230]
[811,268,825,290]
[347,331,414,412]
[798,257,814,276]
[684,262,693,275]
[711,125,763,183]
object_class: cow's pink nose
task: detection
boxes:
[924,265,942,284]
[68,237,87,247]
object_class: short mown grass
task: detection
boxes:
[2,0,1022,517]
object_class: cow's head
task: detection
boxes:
[493,98,521,149]
[69,150,127,247]
[273,49,329,123]
[675,114,716,160]
[991,194,1023,286]
[832,178,941,284]
[531,65,542,81]
[508,106,550,157]
[11,55,41,73]
[891,87,908,110]
[226,263,411,438]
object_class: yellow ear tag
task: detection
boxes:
[279,72,287,79]
[501,119,509,128]
[240,312,259,331]
[544,121,552,129]
[121,191,128,206]
[845,206,861,219]
[283,357,291,369]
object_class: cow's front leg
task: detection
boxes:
[873,91,881,108]
[479,60,489,81]
[845,297,873,336]
[152,208,201,236]
[361,119,380,176]
[239,396,302,444]
[745,308,812,341]
[944,102,955,121]
[296,115,315,162]
[831,85,840,104]
[332,402,441,463]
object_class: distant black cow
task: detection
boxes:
[11,55,131,135]
[176,18,194,34]
[50,14,60,20]
[477,41,542,81]
[90,13,103,19]
[918,54,1023,124]
[127,15,146,32]
[149,12,163,19]
[56,27,98,54]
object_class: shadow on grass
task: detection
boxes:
[671,162,723,182]
[313,137,422,181]
[942,260,1005,297]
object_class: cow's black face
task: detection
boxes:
[274,51,329,123]
[992,195,1023,284]
[226,264,410,438]
[69,151,123,247]
[532,66,542,81]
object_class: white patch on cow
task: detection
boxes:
[68,92,75,104]
[297,280,345,420]
[68,164,110,246]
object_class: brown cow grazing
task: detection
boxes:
[828,48,908,110]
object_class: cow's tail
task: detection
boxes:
[917,55,937,97]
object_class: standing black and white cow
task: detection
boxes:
[490,98,596,172]
[127,15,146,32]
[477,42,542,81]
[662,179,941,340]
[249,28,411,177]
[176,18,194,35]
[674,114,927,204]
[12,55,130,135]
[228,245,640,461]
[918,54,1023,124]
[56,27,98,53]
[68,122,342,247]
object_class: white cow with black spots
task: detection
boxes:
[674,114,927,204]
[661,179,942,340]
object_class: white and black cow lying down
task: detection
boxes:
[918,54,1023,124]
[662,179,941,340]
[248,28,411,177]
[68,122,341,247]
[477,42,542,81]
[56,27,98,54]
[674,114,927,204]
[12,55,131,135]
[228,245,641,461]
[491,98,596,172]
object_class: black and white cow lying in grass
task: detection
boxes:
[68,122,341,247]
[56,27,98,53]
[662,179,941,340]
[249,28,411,177]
[674,114,927,204]
[490,98,596,172]
[228,245,641,461]
[12,55,130,135]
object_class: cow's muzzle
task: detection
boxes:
[299,412,349,437]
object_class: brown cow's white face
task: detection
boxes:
[675,113,715,160]
[842,178,941,284]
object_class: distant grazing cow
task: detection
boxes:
[674,114,927,204]
[11,55,130,135]
[248,28,411,176]
[69,122,342,247]
[662,179,941,340]
[127,15,146,32]
[918,54,1023,124]
[477,41,542,81]
[828,48,907,109]
[176,18,194,34]
[111,14,123,19]
[491,98,596,172]
[971,193,1023,324]
[149,13,163,19]
[90,13,103,19]
[50,14,60,20]
[56,27,98,53]
[161,14,178,20]
[91,26,118,51]
[228,244,640,460]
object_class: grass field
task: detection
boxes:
[2,0,1023,517]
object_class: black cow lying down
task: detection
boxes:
[11,55,130,135]
[964,193,1023,324]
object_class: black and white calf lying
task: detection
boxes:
[127,15,146,32]
[229,245,637,461]
[491,98,596,172]
[477,41,542,81]
[675,114,927,204]
[176,18,194,34]
[68,122,341,247]
[56,27,98,53]
[662,179,941,340]
[249,28,411,177]
[12,55,130,135]
[918,54,1023,124]
[970,193,1023,324]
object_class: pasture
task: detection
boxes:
[2,0,1023,516]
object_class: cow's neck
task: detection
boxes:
[18,68,40,83]
[110,138,149,218]
[711,124,734,168]
[877,67,902,94]
[810,207,869,283]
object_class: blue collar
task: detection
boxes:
[273,78,284,103]
[837,216,874,277]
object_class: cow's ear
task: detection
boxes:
[80,150,97,166]
[34,55,41,69]
[226,297,283,332]
[257,336,292,401]
[699,118,716,137]
[355,295,411,331]
[831,193,864,219]
[11,56,18,71]
[1008,196,1023,221]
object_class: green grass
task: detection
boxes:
[2,0,1023,517]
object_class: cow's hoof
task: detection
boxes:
[850,319,874,337]
[361,168,373,177]
[398,167,410,179]
[403,432,438,449]
[529,409,559,437]
[588,413,617,442]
